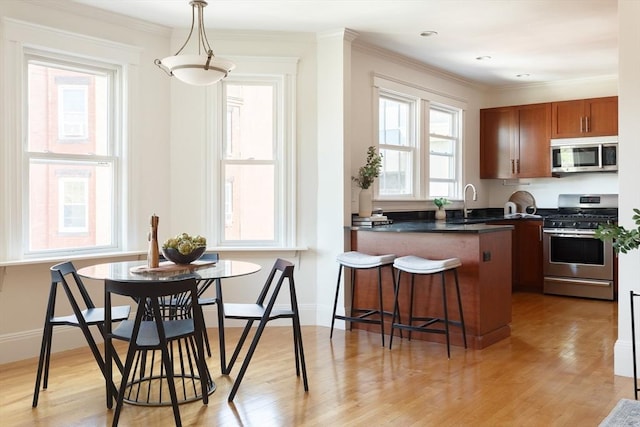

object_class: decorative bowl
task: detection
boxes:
[161,246,206,265]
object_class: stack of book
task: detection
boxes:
[352,215,393,227]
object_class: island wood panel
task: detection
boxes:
[349,229,512,349]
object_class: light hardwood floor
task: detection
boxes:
[0,292,632,426]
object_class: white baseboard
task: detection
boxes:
[0,304,319,365]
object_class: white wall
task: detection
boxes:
[614,0,640,378]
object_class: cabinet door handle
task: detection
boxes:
[585,116,590,133]
[580,116,584,133]
[516,159,520,173]
[511,159,515,174]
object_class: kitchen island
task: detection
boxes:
[348,221,513,349]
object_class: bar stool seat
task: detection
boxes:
[330,251,396,346]
[337,252,396,269]
[394,256,461,274]
[390,255,467,358]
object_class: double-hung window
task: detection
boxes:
[25,54,119,255]
[375,76,464,202]
[208,59,297,248]
[378,93,416,197]
[1,20,139,262]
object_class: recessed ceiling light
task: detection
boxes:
[476,56,492,61]
[516,73,531,78]
[420,30,438,37]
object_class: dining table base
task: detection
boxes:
[119,337,215,406]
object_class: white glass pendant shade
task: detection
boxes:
[154,0,234,86]
[159,54,235,86]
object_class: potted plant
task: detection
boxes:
[433,197,450,220]
[352,146,383,217]
[595,208,640,254]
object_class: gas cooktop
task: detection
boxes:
[543,194,618,230]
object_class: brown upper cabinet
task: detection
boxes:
[551,96,618,138]
[480,103,551,179]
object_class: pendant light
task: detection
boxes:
[155,0,235,86]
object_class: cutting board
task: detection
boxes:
[508,191,536,213]
[130,260,216,275]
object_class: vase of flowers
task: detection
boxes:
[352,146,383,218]
[434,198,450,221]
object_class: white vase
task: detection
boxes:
[358,188,373,218]
[435,207,446,220]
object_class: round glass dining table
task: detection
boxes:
[78,259,262,404]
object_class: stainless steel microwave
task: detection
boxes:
[550,137,618,173]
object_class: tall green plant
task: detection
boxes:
[352,146,383,190]
[595,208,640,254]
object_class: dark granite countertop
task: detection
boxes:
[350,220,514,234]
[348,208,551,233]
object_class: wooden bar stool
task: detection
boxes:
[389,255,467,358]
[330,251,396,346]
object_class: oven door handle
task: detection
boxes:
[543,230,597,238]
[545,276,611,287]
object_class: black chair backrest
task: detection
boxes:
[254,258,295,306]
[105,277,201,325]
[105,277,197,300]
[50,261,96,314]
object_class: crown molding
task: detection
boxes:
[28,0,171,36]
[351,39,487,91]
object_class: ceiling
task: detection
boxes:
[73,0,618,87]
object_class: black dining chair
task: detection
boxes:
[32,261,130,407]
[104,277,209,427]
[223,258,309,401]
[159,251,219,357]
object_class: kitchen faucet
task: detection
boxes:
[463,183,477,219]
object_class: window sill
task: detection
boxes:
[0,250,147,268]
[0,246,310,267]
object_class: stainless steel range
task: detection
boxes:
[543,194,618,300]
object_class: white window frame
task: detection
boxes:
[1,19,138,261]
[205,57,297,249]
[373,75,466,205]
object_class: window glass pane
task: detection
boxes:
[429,106,459,199]
[223,164,274,241]
[29,160,113,251]
[430,137,454,155]
[430,154,454,179]
[224,84,274,160]
[379,97,410,147]
[59,178,88,231]
[429,182,454,198]
[28,62,109,154]
[58,86,88,139]
[379,148,412,196]
[430,108,455,137]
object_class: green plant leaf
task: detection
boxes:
[596,209,640,254]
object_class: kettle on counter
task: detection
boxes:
[504,201,517,216]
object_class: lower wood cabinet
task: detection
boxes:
[490,219,543,292]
